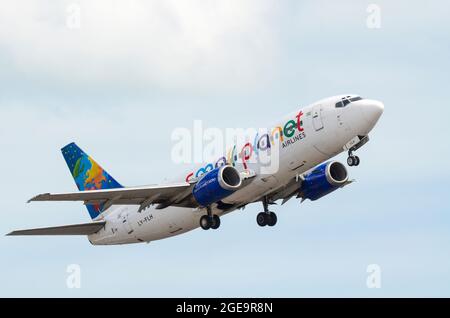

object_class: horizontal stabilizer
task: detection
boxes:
[7,221,106,236]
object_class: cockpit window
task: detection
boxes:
[335,96,363,108]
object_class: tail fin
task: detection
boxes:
[61,142,123,219]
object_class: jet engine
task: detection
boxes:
[300,161,349,201]
[193,165,242,207]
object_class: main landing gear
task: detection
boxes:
[257,197,277,227]
[200,206,221,230]
[347,150,360,167]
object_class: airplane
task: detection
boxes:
[7,94,384,245]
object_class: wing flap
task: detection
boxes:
[7,222,106,236]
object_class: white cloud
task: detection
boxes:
[0,0,280,92]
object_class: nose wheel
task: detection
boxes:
[347,150,360,167]
[200,207,221,230]
[347,155,360,166]
[257,196,278,227]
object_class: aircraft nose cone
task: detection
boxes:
[361,100,384,125]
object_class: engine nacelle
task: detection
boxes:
[193,165,242,207]
[300,161,349,201]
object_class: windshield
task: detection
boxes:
[335,96,363,108]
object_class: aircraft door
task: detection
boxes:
[312,105,324,131]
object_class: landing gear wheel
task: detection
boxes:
[347,148,361,167]
[347,156,355,166]
[257,212,277,227]
[257,212,267,227]
[267,212,277,227]
[200,215,211,230]
[200,214,220,230]
[210,215,221,230]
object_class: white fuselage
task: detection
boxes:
[88,95,384,245]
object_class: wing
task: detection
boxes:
[269,176,354,205]
[28,183,195,211]
[7,222,106,236]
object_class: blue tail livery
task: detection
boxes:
[61,142,123,219]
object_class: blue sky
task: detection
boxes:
[0,0,449,297]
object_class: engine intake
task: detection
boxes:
[193,165,242,207]
[300,161,348,201]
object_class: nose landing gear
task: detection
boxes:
[200,206,221,230]
[257,196,278,227]
[345,135,369,167]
